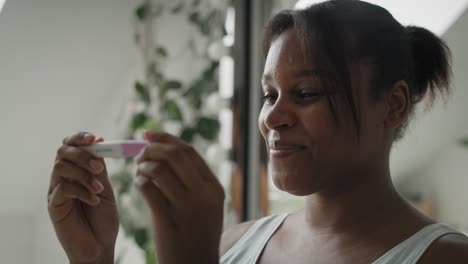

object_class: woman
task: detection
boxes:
[48,1,468,263]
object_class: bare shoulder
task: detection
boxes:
[418,233,468,264]
[219,219,257,257]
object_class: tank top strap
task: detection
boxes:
[372,223,466,264]
[220,213,289,264]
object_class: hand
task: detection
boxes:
[48,132,119,264]
[135,131,225,264]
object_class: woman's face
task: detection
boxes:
[258,29,386,196]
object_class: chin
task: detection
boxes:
[272,171,319,196]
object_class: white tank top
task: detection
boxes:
[220,213,466,264]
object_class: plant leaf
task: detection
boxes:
[203,61,219,80]
[184,85,202,109]
[134,228,149,249]
[134,82,151,104]
[199,19,211,36]
[189,12,199,24]
[163,100,183,121]
[143,118,160,131]
[135,4,147,21]
[161,80,182,96]
[187,93,202,109]
[171,3,184,13]
[196,117,220,140]
[198,11,218,36]
[152,70,164,87]
[185,63,218,99]
[145,243,156,264]
[180,127,196,143]
[165,80,182,89]
[156,46,168,58]
[131,112,148,131]
[461,138,468,148]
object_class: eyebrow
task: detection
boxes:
[262,69,321,84]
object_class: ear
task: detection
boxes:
[384,80,410,129]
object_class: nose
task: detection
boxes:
[262,96,295,131]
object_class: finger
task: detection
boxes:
[52,159,104,195]
[136,142,199,187]
[144,131,181,145]
[145,131,217,183]
[62,131,96,147]
[56,144,105,175]
[142,130,223,188]
[48,181,100,211]
[134,176,175,227]
[136,161,185,203]
[80,155,115,206]
[185,146,220,184]
[51,145,105,195]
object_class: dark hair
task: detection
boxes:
[263,0,452,140]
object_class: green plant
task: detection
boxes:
[111,0,231,263]
[461,138,468,148]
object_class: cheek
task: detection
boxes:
[300,105,338,146]
[258,107,268,138]
[300,103,359,171]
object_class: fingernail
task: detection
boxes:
[137,161,159,171]
[135,153,142,162]
[89,159,104,174]
[144,130,153,140]
[91,196,101,205]
[92,179,104,193]
[83,133,94,141]
[134,175,148,187]
[135,148,145,162]
[152,179,160,188]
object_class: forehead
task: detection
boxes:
[263,29,314,79]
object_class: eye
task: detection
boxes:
[297,90,325,101]
[261,92,278,105]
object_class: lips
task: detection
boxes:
[268,141,306,158]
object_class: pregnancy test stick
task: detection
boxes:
[84,140,149,158]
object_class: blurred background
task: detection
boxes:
[0,0,467,263]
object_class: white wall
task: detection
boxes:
[397,144,468,231]
[427,146,468,230]
[0,214,33,263]
[31,210,68,264]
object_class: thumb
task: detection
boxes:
[144,130,157,142]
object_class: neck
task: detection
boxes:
[302,165,406,235]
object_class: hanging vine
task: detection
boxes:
[111,0,231,263]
